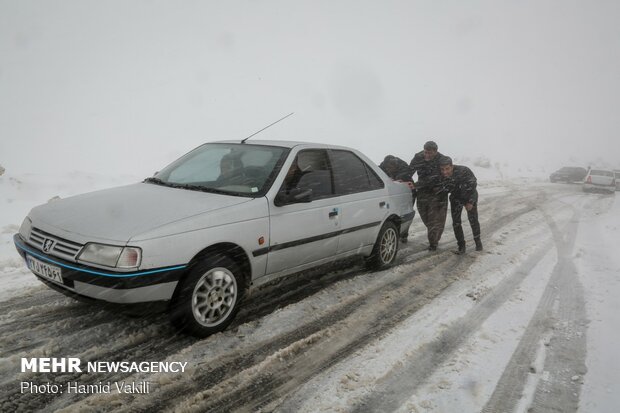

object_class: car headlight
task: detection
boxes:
[78,243,142,268]
[19,217,32,240]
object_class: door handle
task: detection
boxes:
[379,201,386,208]
[328,208,339,218]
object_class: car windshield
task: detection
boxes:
[147,143,289,197]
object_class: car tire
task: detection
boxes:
[169,253,245,337]
[366,221,399,270]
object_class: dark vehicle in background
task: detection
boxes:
[583,169,616,194]
[549,166,587,183]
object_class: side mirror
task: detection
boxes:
[275,187,313,206]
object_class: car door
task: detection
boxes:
[329,149,389,255]
[265,149,341,276]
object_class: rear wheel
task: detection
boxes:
[170,254,245,337]
[367,221,399,270]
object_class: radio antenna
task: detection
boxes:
[241,112,294,143]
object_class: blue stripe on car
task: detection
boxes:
[15,239,186,278]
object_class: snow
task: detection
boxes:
[287,205,559,412]
[1,167,619,412]
[574,194,620,412]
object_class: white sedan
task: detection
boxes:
[14,141,414,337]
[583,168,616,194]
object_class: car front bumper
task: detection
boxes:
[13,234,187,304]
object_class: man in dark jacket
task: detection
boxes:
[409,141,448,251]
[379,155,416,242]
[439,156,482,254]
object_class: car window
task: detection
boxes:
[167,147,229,183]
[154,143,288,197]
[280,149,335,199]
[365,163,385,190]
[331,150,384,195]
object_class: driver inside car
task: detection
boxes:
[282,158,305,192]
[215,153,245,186]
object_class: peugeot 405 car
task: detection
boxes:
[14,141,414,337]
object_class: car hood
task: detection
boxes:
[29,183,252,243]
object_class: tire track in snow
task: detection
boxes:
[481,193,596,413]
[348,193,568,413]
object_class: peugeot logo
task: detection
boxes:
[42,239,55,253]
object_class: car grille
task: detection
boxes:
[28,227,84,261]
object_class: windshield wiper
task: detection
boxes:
[144,177,230,195]
[173,183,231,195]
[143,177,170,186]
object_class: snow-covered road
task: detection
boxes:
[1,179,618,412]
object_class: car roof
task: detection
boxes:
[213,139,354,151]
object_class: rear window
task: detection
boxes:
[590,170,614,177]
[331,150,384,195]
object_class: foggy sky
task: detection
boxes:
[1,0,619,176]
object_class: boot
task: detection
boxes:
[475,238,483,251]
[454,244,466,255]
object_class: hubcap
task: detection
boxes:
[380,228,397,264]
[192,268,238,327]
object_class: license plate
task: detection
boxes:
[27,255,63,284]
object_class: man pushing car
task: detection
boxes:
[439,156,483,254]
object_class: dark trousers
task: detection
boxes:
[417,191,448,247]
[450,198,481,247]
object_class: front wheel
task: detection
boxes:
[366,221,399,270]
[170,254,245,337]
